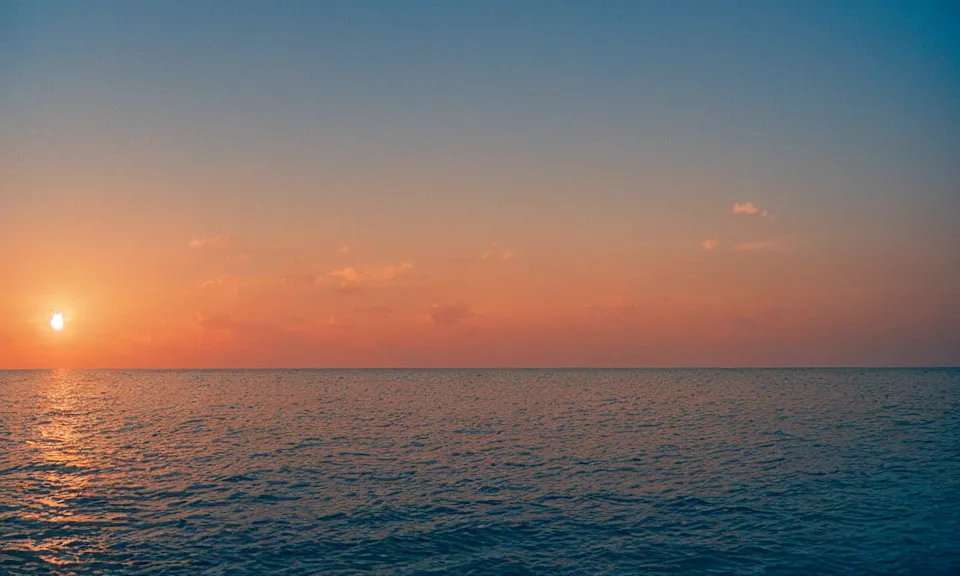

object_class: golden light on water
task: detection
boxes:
[51,313,64,331]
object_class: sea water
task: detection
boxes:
[1,369,958,574]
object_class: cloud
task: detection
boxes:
[733,240,777,252]
[481,244,515,261]
[379,262,413,280]
[188,234,235,249]
[431,303,473,326]
[338,243,361,254]
[732,202,772,217]
[701,238,719,251]
[198,275,237,289]
[328,267,365,286]
[334,284,365,296]
[327,262,413,287]
[198,273,322,296]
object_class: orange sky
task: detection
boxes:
[3,183,957,367]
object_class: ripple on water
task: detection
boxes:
[0,368,958,575]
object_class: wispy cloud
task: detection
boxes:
[198,275,237,289]
[328,267,366,286]
[328,262,413,287]
[701,238,719,251]
[732,202,773,218]
[338,243,361,254]
[188,234,235,249]
[733,240,777,252]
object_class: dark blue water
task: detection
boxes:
[1,369,958,575]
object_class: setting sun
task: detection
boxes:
[50,312,64,331]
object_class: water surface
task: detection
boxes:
[1,369,958,574]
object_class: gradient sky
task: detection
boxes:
[2,1,959,368]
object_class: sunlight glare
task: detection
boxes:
[51,313,64,331]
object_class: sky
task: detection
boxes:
[2,1,959,368]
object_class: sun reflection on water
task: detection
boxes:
[15,369,111,570]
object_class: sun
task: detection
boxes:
[50,312,64,331]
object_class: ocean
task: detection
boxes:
[1,368,958,575]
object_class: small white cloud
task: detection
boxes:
[732,202,760,215]
[732,202,773,217]
[338,243,360,254]
[328,267,365,286]
[701,238,719,251]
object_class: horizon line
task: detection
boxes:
[1,366,957,372]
